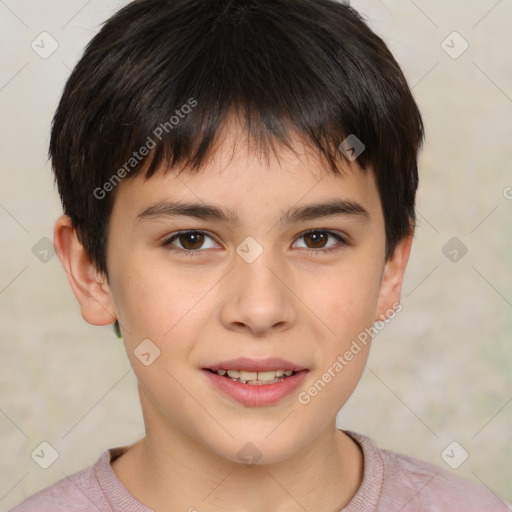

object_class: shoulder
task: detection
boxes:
[379,444,510,511]
[9,450,112,512]
[347,431,510,512]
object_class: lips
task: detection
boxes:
[204,357,307,373]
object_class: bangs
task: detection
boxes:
[71,0,409,185]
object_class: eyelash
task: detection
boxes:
[161,229,347,257]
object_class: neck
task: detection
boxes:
[111,399,363,512]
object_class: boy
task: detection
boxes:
[10,0,509,510]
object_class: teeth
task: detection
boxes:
[257,371,279,381]
[239,370,258,381]
[216,369,295,382]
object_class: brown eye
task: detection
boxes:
[162,230,218,254]
[303,231,329,249]
[293,230,346,254]
[177,232,205,250]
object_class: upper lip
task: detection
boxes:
[205,357,308,372]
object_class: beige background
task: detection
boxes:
[1,0,511,509]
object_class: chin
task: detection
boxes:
[203,423,308,467]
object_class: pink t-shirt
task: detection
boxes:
[9,431,510,511]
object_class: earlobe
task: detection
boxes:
[53,214,117,326]
[375,232,414,321]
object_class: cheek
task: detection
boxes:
[111,254,216,341]
[303,259,383,345]
[109,256,223,404]
[111,259,210,417]
[295,267,380,418]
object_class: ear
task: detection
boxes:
[53,214,117,326]
[375,231,414,322]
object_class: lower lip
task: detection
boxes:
[202,369,308,407]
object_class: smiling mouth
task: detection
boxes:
[205,368,297,385]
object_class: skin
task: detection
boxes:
[54,127,413,512]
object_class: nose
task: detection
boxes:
[218,247,297,336]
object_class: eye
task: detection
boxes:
[161,229,347,257]
[293,230,347,254]
[162,230,218,256]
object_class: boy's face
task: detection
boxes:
[65,128,411,464]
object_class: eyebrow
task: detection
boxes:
[135,198,369,226]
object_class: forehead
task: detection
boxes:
[111,127,382,225]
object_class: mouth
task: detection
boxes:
[201,357,309,406]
